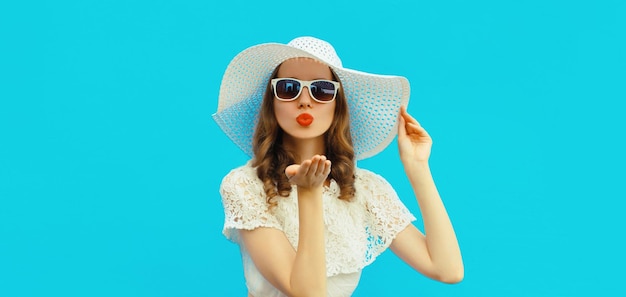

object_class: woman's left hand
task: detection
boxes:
[397,106,432,163]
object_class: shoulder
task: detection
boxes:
[352,167,399,206]
[220,161,258,186]
[355,167,380,179]
[354,167,394,190]
[219,161,265,197]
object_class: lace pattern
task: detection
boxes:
[220,165,283,244]
[219,162,416,277]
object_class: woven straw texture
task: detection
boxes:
[213,37,410,160]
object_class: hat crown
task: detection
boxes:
[287,37,343,68]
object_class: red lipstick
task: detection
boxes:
[296,113,314,127]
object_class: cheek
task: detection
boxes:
[273,102,282,114]
[273,102,291,125]
[322,104,337,121]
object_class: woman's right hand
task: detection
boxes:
[243,155,330,297]
[284,155,331,191]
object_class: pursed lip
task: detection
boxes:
[296,113,314,127]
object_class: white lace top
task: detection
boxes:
[219,162,416,297]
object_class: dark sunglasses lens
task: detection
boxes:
[310,81,337,101]
[275,79,301,99]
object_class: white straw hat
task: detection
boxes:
[212,36,410,160]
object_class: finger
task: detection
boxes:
[308,156,320,176]
[323,160,332,177]
[313,155,327,175]
[401,107,421,126]
[405,122,422,132]
[398,110,407,138]
[408,124,431,140]
[285,164,300,178]
[300,160,312,176]
[410,122,428,132]
[406,122,429,135]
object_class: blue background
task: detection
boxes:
[1,0,625,296]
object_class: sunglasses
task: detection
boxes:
[271,78,340,103]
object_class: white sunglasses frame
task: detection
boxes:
[271,78,340,103]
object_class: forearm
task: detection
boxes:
[290,188,326,296]
[405,161,463,276]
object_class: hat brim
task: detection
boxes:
[213,43,410,160]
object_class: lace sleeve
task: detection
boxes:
[359,169,416,263]
[219,165,282,243]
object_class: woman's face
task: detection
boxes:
[273,58,337,141]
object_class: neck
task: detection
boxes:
[282,134,326,163]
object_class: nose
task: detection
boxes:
[297,86,312,108]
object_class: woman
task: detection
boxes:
[213,37,463,297]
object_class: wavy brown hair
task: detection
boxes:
[251,65,356,206]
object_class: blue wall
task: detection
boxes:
[1,0,625,296]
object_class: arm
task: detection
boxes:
[240,155,330,297]
[389,106,464,283]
